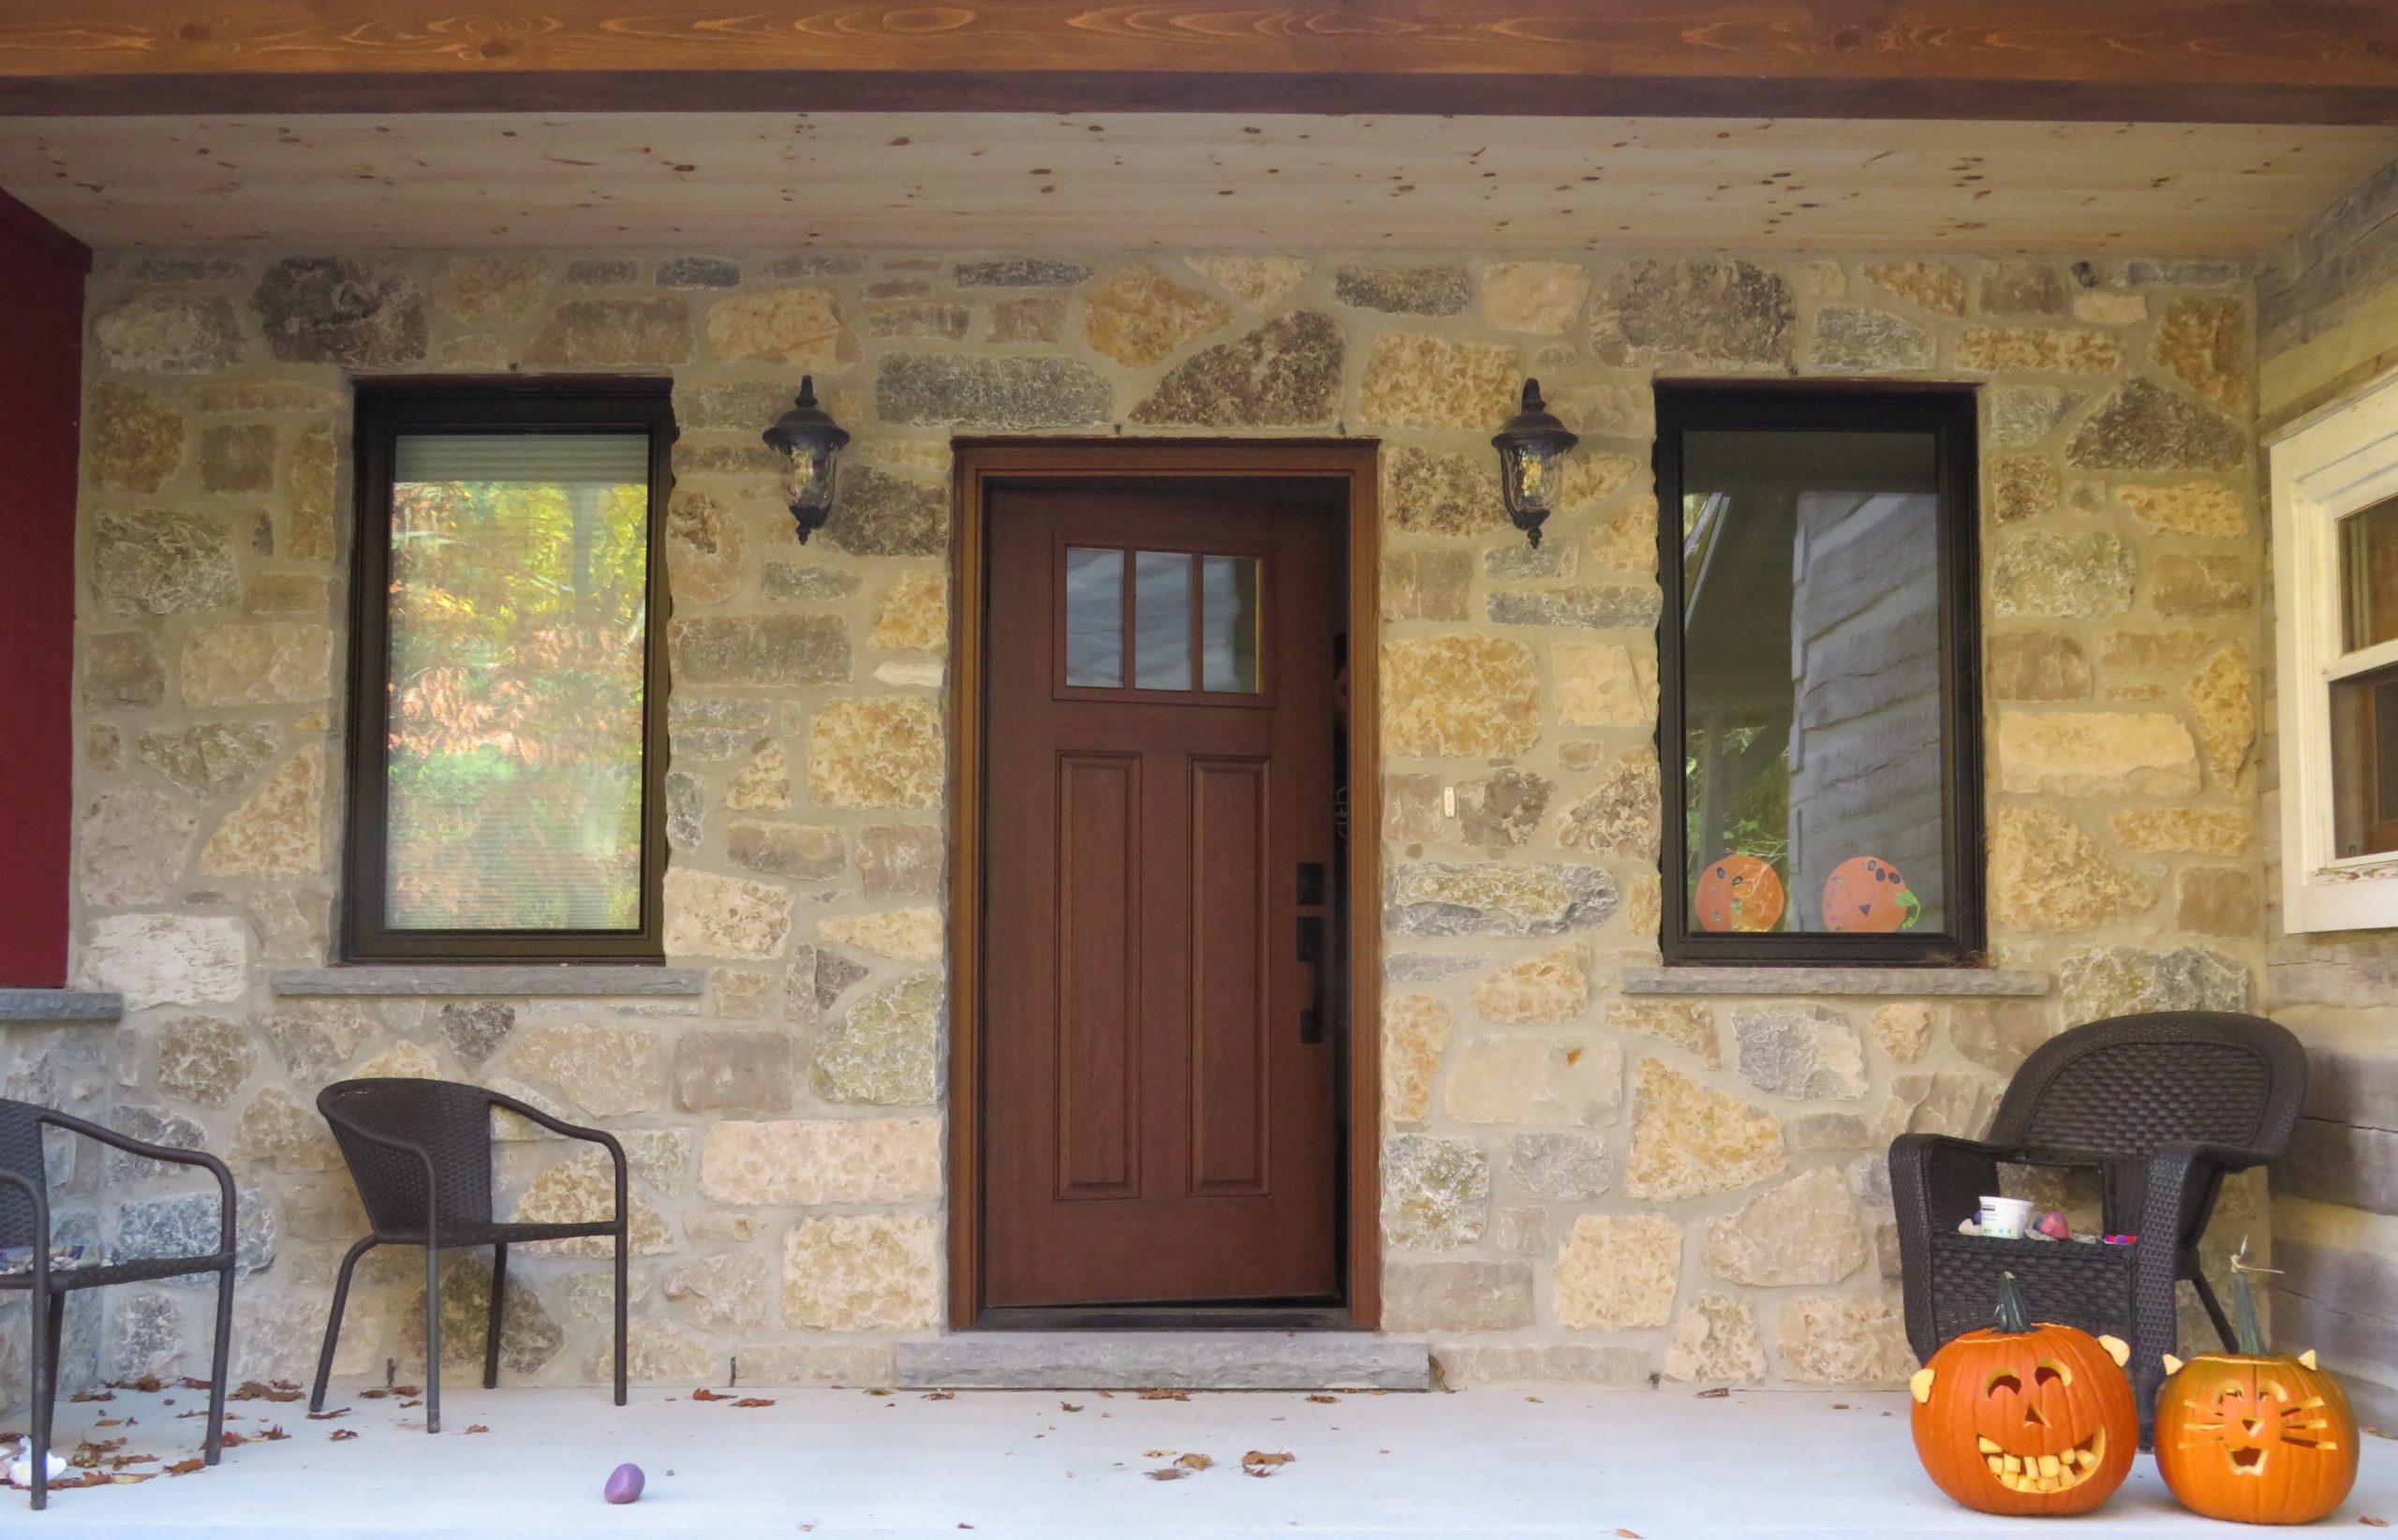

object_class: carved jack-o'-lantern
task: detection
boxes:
[1821,855,1920,933]
[1693,853,1784,933]
[2154,1253,2358,1525]
[1910,1273,2139,1517]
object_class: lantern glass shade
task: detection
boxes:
[762,375,851,542]
[1490,378,1579,547]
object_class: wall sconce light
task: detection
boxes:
[762,376,851,544]
[1491,378,1579,548]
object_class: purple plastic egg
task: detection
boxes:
[604,1463,645,1504]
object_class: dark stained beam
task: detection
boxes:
[4,2,2398,123]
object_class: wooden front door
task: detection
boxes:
[981,481,1342,1309]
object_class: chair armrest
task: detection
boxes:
[37,1107,237,1257]
[2123,1140,2280,1408]
[481,1090,628,1229]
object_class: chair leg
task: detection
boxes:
[2190,1267,2239,1352]
[204,1264,234,1465]
[310,1237,377,1414]
[614,1222,628,1408]
[423,1243,442,1434]
[28,1281,54,1511]
[483,1243,507,1391]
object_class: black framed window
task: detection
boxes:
[1655,383,1984,965]
[344,381,674,962]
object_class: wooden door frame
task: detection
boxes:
[945,437,1383,1331]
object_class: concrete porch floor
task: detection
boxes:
[7,1382,2394,1537]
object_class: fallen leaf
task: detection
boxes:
[1175,1453,1212,1471]
[465,1425,490,1435]
[392,1386,421,1397]
[1240,1451,1295,1476]
[1694,1387,1731,1399]
[1145,1468,1186,1482]
[1139,1389,1189,1401]
[1306,1394,1337,1404]
[1524,1396,1542,1403]
[307,1408,350,1421]
[359,1388,390,1400]
[233,1382,302,1403]
[691,1387,729,1401]
[865,1387,895,1398]
[1617,1530,1644,1538]
[70,1391,114,1404]
[733,1398,777,1409]
[1831,1403,1850,1411]
[330,1429,359,1443]
[94,1418,123,1428]
[165,1458,204,1476]
[921,1391,955,1401]
[2360,1519,2389,1529]
[1060,1402,1084,1413]
[1143,1449,1174,1459]
[178,1378,212,1392]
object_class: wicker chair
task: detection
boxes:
[308,1078,628,1432]
[1890,1011,2307,1439]
[1,1098,236,1510]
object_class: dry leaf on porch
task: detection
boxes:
[330,1429,359,1442]
[1617,1530,1644,1538]
[691,1387,729,1401]
[165,1458,204,1475]
[307,1408,349,1420]
[1139,1388,1189,1400]
[1145,1467,1186,1481]
[1175,1453,1212,1471]
[70,1391,112,1403]
[1059,1402,1083,1413]
[1694,1387,1730,1399]
[733,1398,777,1408]
[922,1391,955,1401]
[1240,1451,1294,1477]
[1306,1395,1337,1404]
[465,1426,490,1435]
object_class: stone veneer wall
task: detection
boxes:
[2257,157,2398,1425]
[9,242,2272,1406]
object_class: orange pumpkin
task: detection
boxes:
[1910,1273,2139,1517]
[1693,853,1784,933]
[2154,1254,2358,1525]
[1821,854,1920,932]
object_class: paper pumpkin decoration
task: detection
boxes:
[1821,855,1920,932]
[1693,853,1784,933]
[2154,1252,2358,1525]
[1910,1272,2138,1516]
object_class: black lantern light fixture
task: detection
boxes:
[762,376,851,544]
[1491,378,1579,548]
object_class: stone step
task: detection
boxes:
[894,1332,1433,1392]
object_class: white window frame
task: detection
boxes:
[2271,368,2398,933]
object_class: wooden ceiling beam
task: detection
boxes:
[5,2,2398,123]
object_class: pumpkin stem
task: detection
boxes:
[2228,1237,2275,1355]
[1993,1270,2031,1334]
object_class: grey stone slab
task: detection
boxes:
[1621,967,2047,999]
[895,1332,1431,1391]
[0,990,126,1022]
[269,966,705,998]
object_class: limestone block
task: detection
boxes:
[1701,1167,1868,1286]
[782,1212,940,1331]
[1552,1213,1681,1331]
[1625,1059,1785,1200]
[510,1023,664,1117]
[701,1117,940,1206]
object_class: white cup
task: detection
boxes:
[1977,1196,2034,1239]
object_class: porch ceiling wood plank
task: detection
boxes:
[4,2,2398,124]
[7,111,2396,255]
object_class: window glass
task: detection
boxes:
[1674,419,1956,944]
[1063,545,1126,688]
[1134,550,1194,690]
[382,431,652,932]
[2342,496,2398,651]
[2331,659,2398,859]
[1201,555,1261,693]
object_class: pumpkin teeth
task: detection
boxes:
[1989,1430,2106,1495]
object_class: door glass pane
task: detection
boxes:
[2342,496,2398,651]
[1679,427,1946,936]
[1134,550,1193,690]
[2331,659,2398,858]
[1063,545,1125,687]
[1201,555,1261,693]
[385,432,652,931]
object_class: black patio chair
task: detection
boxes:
[1,1097,235,1510]
[1890,1010,2307,1440]
[308,1078,627,1433]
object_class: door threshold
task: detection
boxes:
[895,1330,1431,1392]
[974,1303,1354,1332]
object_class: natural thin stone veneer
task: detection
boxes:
[46,243,2264,1403]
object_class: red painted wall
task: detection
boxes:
[0,190,90,986]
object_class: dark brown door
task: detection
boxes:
[982,481,1341,1309]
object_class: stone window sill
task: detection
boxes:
[1620,967,2048,999]
[0,989,126,1023]
[269,965,706,999]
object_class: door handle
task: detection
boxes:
[1295,916,1325,1044]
